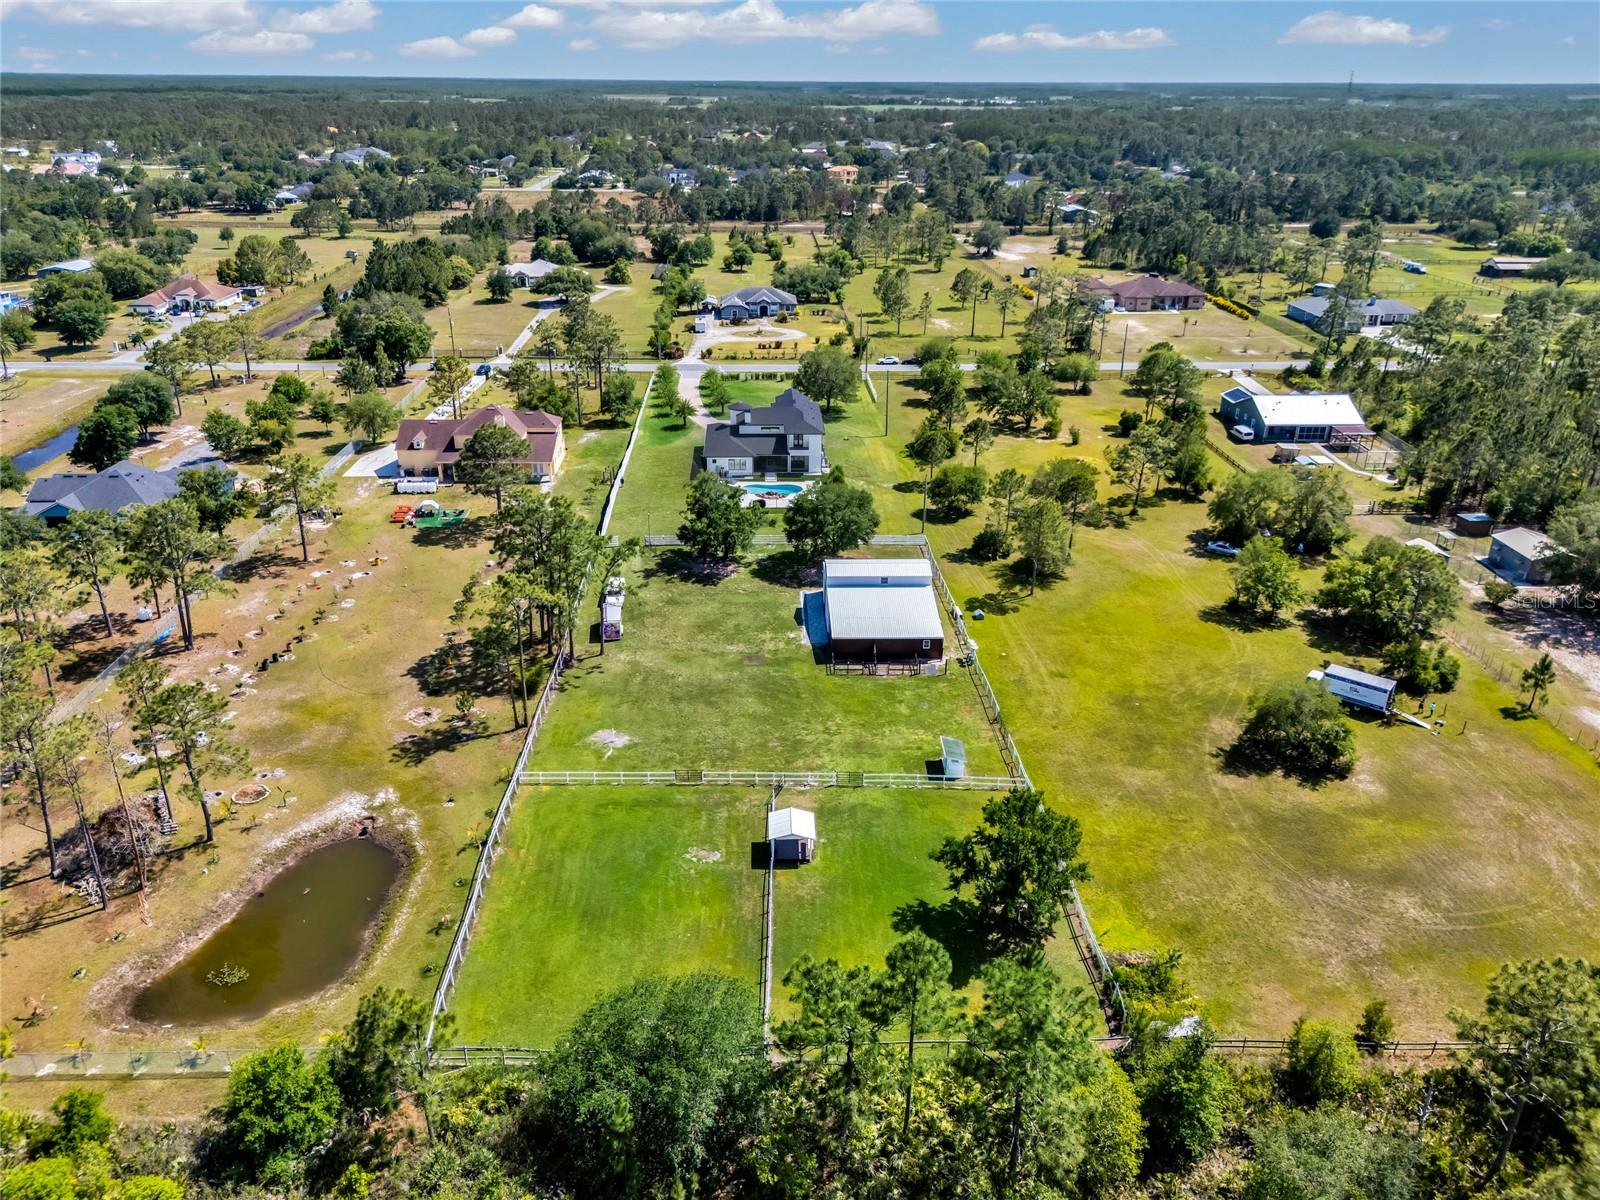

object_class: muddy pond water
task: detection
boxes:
[131,837,401,1025]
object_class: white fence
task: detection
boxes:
[518,768,1020,790]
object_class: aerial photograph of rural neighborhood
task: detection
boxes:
[0,0,1597,1195]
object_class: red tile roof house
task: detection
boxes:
[395,405,565,484]
[1080,274,1205,312]
[130,275,244,317]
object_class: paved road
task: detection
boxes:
[6,355,1320,379]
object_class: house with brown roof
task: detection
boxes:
[130,275,244,317]
[395,405,565,484]
[825,163,860,185]
[1080,274,1205,312]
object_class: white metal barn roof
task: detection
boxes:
[822,557,933,584]
[1247,392,1369,430]
[767,807,816,841]
[1491,527,1557,559]
[824,586,943,642]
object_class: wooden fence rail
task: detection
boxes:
[519,769,1020,790]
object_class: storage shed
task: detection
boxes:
[601,576,625,642]
[1487,527,1556,584]
[1454,511,1494,537]
[767,807,816,864]
[1309,664,1397,714]
[940,736,967,779]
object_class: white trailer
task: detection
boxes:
[395,478,439,494]
[1308,664,1397,714]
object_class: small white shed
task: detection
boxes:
[940,736,967,779]
[767,807,816,864]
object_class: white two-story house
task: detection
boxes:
[701,389,827,478]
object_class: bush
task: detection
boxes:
[1231,680,1356,779]
[1380,637,1460,695]
[1483,579,1519,609]
[1282,1017,1361,1106]
[1356,999,1395,1053]
[1117,410,1143,436]
[969,526,1011,561]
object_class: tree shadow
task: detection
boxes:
[1197,602,1293,634]
[221,547,301,585]
[1300,610,1385,658]
[751,550,815,589]
[644,547,740,586]
[411,514,486,550]
[391,724,498,767]
[1214,743,1344,790]
[1498,705,1539,721]
[963,587,1025,617]
[890,897,988,988]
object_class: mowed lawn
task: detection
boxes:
[533,546,1007,776]
[448,786,764,1046]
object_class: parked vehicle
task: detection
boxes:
[1204,540,1240,558]
[875,355,900,365]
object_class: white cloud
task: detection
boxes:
[1482,17,1512,31]
[16,45,58,60]
[568,36,597,49]
[544,0,722,7]
[190,28,315,53]
[1279,11,1447,47]
[0,0,256,32]
[322,47,375,61]
[590,0,937,49]
[463,24,517,48]
[273,0,379,34]
[1561,34,1577,44]
[399,34,476,57]
[975,25,1174,52]
[503,3,563,29]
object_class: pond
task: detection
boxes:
[131,837,402,1026]
[13,424,80,474]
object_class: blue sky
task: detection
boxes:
[1,1,1595,84]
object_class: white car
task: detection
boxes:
[1204,541,1240,559]
[875,355,899,365]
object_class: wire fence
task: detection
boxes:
[1443,630,1600,760]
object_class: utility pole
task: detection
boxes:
[1118,324,1129,378]
[446,304,458,357]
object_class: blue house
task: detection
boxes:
[1219,386,1374,446]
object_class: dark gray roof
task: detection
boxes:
[19,457,229,518]
[743,388,823,433]
[703,426,785,459]
[1288,296,1418,319]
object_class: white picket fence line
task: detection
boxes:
[518,768,1019,790]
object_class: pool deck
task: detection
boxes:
[736,480,811,508]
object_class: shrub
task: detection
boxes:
[1117,410,1143,436]
[1207,293,1256,320]
[1282,1018,1361,1106]
[1483,579,1519,609]
[1356,999,1395,1053]
[969,526,1011,561]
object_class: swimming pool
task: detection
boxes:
[738,482,804,497]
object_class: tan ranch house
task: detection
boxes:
[395,405,565,484]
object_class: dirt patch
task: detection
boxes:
[585,728,632,756]
[684,847,723,864]
[405,707,441,728]
[232,783,270,805]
